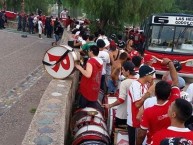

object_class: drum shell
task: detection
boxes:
[73,125,110,145]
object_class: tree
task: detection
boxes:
[139,0,175,22]
[5,0,54,14]
[0,0,6,11]
[65,0,174,33]
[169,0,193,14]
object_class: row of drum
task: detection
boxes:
[70,92,129,145]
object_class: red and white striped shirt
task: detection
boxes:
[127,80,149,127]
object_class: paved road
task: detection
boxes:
[0,29,53,145]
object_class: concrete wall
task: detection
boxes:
[22,71,79,145]
[22,30,79,145]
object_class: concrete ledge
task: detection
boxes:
[22,71,79,145]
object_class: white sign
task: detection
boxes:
[152,16,193,26]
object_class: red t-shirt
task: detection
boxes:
[140,86,180,144]
[151,126,193,145]
[65,18,73,27]
[79,58,102,101]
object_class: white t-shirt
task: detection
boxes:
[98,50,110,75]
[33,16,38,24]
[97,36,110,48]
[116,78,136,119]
[143,97,157,109]
[127,80,149,126]
[60,10,68,18]
[105,49,111,76]
[38,20,43,29]
[77,36,86,46]
[186,83,193,104]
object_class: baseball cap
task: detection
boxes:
[139,65,155,78]
[165,76,185,90]
[96,39,106,48]
[110,34,116,39]
[173,60,182,72]
[110,40,117,49]
[178,76,185,89]
[160,137,191,145]
[118,41,126,48]
[144,54,155,63]
[122,61,136,75]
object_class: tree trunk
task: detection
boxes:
[0,0,6,11]
[21,0,25,13]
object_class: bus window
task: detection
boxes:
[173,27,193,54]
[149,26,175,52]
[148,25,193,54]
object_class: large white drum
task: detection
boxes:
[106,97,117,136]
[71,107,104,133]
[114,129,129,145]
[73,125,110,145]
[42,45,80,79]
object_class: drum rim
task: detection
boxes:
[73,131,110,145]
[79,140,107,145]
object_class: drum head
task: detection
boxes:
[43,45,75,79]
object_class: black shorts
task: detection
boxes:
[79,94,104,113]
[115,117,127,128]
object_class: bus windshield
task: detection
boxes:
[148,25,193,54]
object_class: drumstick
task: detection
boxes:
[181,59,193,64]
[97,99,104,107]
[152,56,162,62]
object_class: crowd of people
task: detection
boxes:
[0,10,7,29]
[1,8,71,43]
[2,7,193,143]
[71,23,193,144]
[16,12,64,40]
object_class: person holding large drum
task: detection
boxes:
[75,45,103,111]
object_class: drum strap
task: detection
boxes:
[42,49,70,66]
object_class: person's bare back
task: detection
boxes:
[111,59,122,84]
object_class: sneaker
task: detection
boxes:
[39,37,43,39]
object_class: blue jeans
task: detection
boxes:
[107,79,117,93]
[55,34,60,42]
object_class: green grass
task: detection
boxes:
[30,108,37,114]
